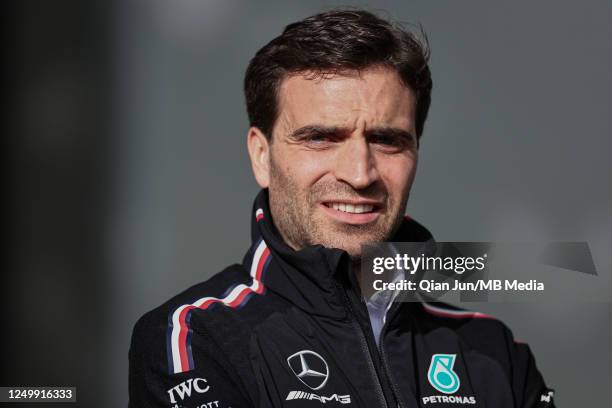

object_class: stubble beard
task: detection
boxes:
[267,156,408,259]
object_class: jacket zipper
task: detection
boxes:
[378,306,406,408]
[336,281,389,408]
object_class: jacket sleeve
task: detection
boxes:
[511,341,555,408]
[128,313,253,408]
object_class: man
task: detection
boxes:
[129,9,554,408]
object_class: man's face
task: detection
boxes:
[249,66,419,258]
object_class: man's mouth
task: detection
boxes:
[325,202,375,214]
[320,201,382,224]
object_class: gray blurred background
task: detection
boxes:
[7,0,611,406]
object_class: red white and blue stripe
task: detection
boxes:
[166,209,271,374]
[421,302,495,320]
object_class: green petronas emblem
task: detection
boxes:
[427,354,460,394]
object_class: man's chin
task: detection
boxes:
[309,221,394,256]
[318,236,381,258]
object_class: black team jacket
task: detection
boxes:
[129,190,555,408]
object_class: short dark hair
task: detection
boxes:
[244,9,432,140]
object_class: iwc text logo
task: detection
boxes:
[166,377,210,404]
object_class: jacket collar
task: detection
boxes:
[244,189,434,320]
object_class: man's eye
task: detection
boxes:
[373,136,395,145]
[369,134,416,151]
[370,135,401,147]
[305,134,334,144]
[309,135,327,141]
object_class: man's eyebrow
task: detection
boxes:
[288,125,344,139]
[364,127,416,142]
[288,125,415,141]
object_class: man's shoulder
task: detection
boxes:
[131,263,249,341]
[413,301,552,404]
[413,300,538,371]
[129,263,259,406]
[415,300,517,348]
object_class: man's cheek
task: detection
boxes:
[294,148,335,173]
[387,165,417,200]
[379,157,416,186]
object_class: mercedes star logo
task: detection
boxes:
[287,350,330,390]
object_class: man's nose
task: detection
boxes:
[333,136,379,189]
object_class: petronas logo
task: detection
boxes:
[427,354,460,394]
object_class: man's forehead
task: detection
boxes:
[275,67,416,133]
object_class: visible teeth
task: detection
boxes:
[328,203,374,213]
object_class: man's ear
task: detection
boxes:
[247,127,271,188]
